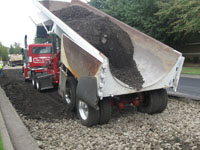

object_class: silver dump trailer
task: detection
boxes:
[31,0,184,126]
[8,54,23,67]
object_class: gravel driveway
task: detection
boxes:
[21,98,200,150]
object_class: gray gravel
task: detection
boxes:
[20,98,200,150]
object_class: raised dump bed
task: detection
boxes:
[32,0,184,95]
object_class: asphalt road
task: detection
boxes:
[168,77,200,100]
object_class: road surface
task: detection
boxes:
[168,77,200,100]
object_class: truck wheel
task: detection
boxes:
[99,100,112,125]
[138,89,168,114]
[36,80,41,92]
[24,78,29,82]
[157,89,168,113]
[76,98,99,127]
[31,73,36,89]
[64,77,77,111]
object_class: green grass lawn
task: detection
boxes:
[0,133,4,150]
[182,67,200,75]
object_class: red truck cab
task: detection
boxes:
[23,42,60,91]
[23,43,53,80]
[29,43,52,68]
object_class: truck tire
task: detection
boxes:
[64,77,77,111]
[31,73,36,89]
[138,89,168,114]
[36,79,41,92]
[157,89,168,113]
[24,78,29,82]
[99,99,112,125]
[76,98,99,127]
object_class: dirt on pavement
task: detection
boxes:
[0,68,74,120]
[53,6,144,90]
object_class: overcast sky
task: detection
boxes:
[0,0,87,48]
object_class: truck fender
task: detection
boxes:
[76,76,99,110]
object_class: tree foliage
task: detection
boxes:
[0,42,8,61]
[0,42,22,61]
[9,42,22,54]
[89,0,200,48]
[156,0,200,47]
[89,0,107,9]
[34,37,49,44]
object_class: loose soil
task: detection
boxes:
[0,69,75,120]
[53,6,144,89]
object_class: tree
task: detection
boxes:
[89,0,161,41]
[9,45,15,54]
[0,42,8,61]
[155,0,200,47]
[89,0,200,48]
[9,43,22,54]
[13,42,21,54]
[88,0,107,9]
[34,37,49,44]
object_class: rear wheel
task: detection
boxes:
[99,100,112,125]
[138,89,168,114]
[76,98,99,127]
[64,77,77,111]
[31,73,36,89]
[36,79,41,92]
[24,78,29,82]
[157,89,168,113]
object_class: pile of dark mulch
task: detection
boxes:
[0,69,75,120]
[53,6,144,90]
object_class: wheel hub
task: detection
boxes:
[65,94,71,104]
[65,88,71,104]
[79,100,89,120]
[36,81,39,89]
[32,79,35,86]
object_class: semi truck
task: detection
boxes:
[27,0,185,126]
[22,35,58,90]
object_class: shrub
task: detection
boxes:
[193,57,199,63]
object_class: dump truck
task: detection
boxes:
[8,54,23,67]
[30,0,185,126]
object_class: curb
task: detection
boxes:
[181,74,200,79]
[167,91,200,101]
[0,87,40,150]
[0,109,14,150]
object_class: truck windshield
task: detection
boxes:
[32,47,52,54]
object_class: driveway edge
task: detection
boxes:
[168,91,200,101]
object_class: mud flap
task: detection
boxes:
[76,76,99,110]
[58,67,68,97]
[37,74,54,90]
